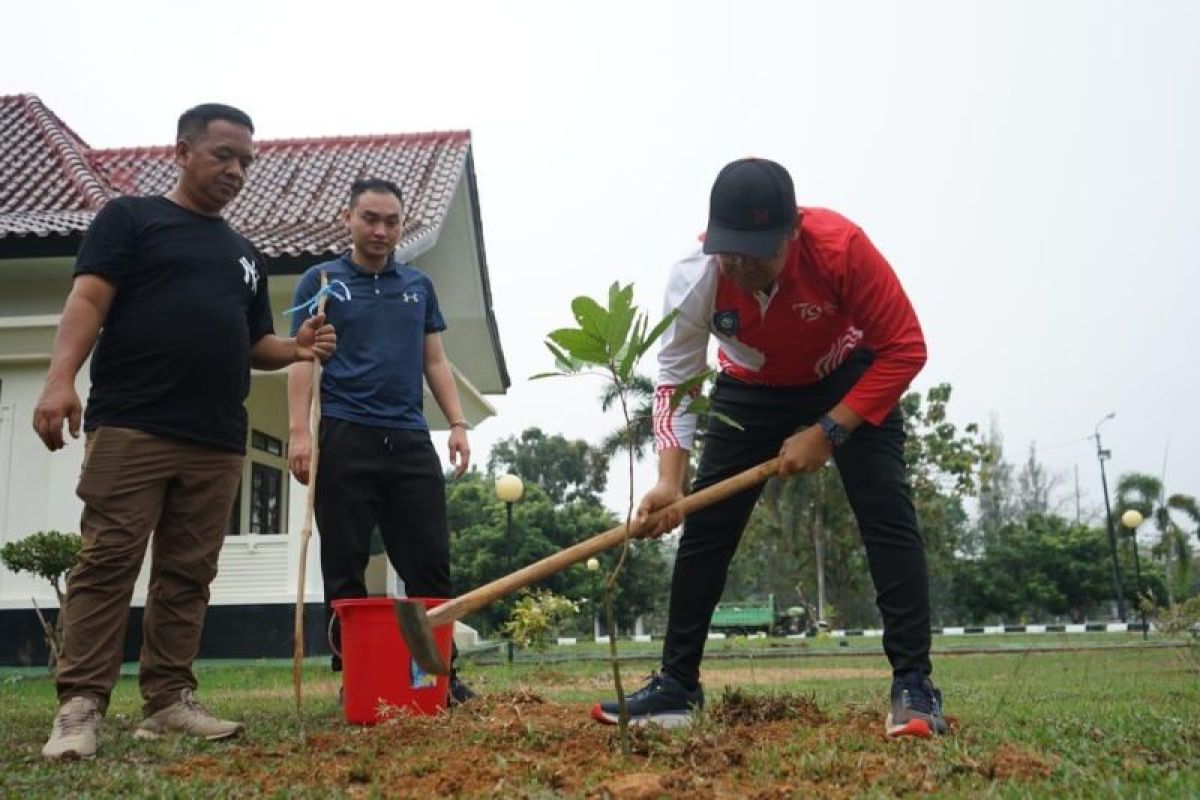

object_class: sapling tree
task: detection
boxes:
[502,589,581,652]
[533,282,734,752]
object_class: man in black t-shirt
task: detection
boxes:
[32,104,336,761]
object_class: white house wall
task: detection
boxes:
[0,257,74,316]
[413,174,506,395]
[0,361,88,609]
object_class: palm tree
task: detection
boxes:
[596,374,656,464]
[1116,472,1200,605]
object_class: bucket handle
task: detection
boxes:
[327,614,342,660]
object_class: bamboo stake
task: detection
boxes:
[293,271,329,709]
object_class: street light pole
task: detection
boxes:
[1094,413,1126,622]
[1121,509,1149,640]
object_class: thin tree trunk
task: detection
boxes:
[814,532,826,621]
[1161,524,1176,606]
[31,597,61,676]
[811,479,829,623]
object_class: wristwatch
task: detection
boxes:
[816,414,850,448]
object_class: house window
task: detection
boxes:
[249,462,283,534]
[227,429,288,536]
[252,430,283,456]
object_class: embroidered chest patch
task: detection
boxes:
[713,310,740,336]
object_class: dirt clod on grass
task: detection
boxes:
[708,686,827,726]
[986,743,1056,780]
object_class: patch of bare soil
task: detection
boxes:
[167,689,1042,798]
[984,744,1056,780]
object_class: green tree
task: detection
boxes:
[723,383,985,630]
[1016,443,1064,520]
[450,438,672,638]
[751,469,862,627]
[954,514,1116,623]
[596,373,655,463]
[1,530,81,670]
[973,421,1021,566]
[899,384,988,555]
[502,589,581,651]
[1116,472,1200,605]
[900,384,988,624]
[576,539,672,634]
[487,428,608,505]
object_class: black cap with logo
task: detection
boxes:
[702,158,797,259]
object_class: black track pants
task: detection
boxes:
[315,419,451,670]
[660,350,932,687]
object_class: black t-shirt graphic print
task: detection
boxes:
[74,196,274,454]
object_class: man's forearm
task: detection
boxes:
[250,335,303,371]
[287,361,314,434]
[46,294,105,386]
[657,447,690,490]
[425,361,466,424]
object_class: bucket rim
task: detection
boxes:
[331,596,450,610]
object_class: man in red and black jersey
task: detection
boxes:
[591,158,946,738]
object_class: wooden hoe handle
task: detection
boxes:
[425,457,780,628]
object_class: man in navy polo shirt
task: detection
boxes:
[287,178,474,703]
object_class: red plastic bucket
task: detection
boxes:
[331,597,453,725]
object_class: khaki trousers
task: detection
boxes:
[55,427,243,715]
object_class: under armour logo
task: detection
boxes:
[239,256,259,293]
[401,292,420,303]
[753,209,769,225]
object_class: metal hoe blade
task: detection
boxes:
[394,599,450,675]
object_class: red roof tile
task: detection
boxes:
[0,94,472,258]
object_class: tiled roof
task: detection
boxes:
[0,95,110,217]
[0,94,471,258]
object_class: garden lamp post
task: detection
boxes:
[1121,508,1148,640]
[1094,413,1127,621]
[494,474,524,664]
[495,474,525,540]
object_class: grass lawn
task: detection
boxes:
[2,636,1197,798]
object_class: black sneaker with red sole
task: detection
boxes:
[590,672,703,729]
[885,671,948,738]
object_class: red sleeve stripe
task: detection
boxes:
[653,385,681,450]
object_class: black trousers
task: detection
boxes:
[661,349,932,686]
[316,418,451,670]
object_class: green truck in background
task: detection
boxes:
[710,594,812,635]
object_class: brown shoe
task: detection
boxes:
[42,696,101,760]
[134,689,243,741]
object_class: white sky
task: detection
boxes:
[5,0,1197,523]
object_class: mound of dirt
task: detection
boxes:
[165,690,1045,798]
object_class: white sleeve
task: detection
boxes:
[652,251,717,452]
